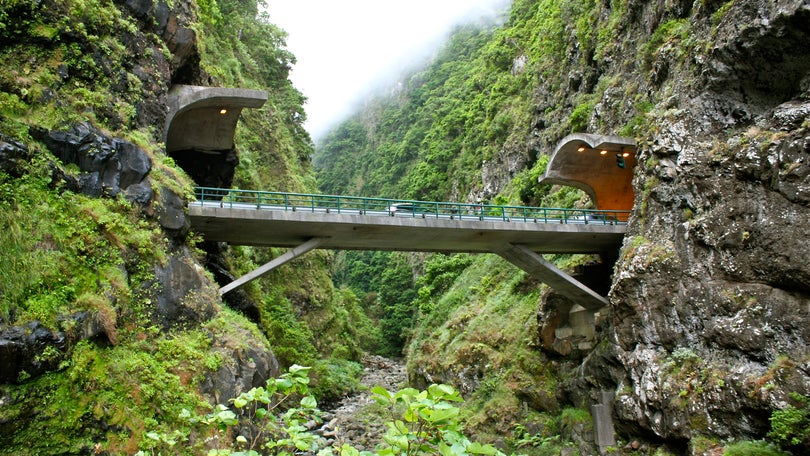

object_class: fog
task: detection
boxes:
[265,0,512,141]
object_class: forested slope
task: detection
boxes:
[0,0,376,453]
[316,0,810,454]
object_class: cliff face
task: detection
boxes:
[311,0,808,450]
[0,0,295,451]
[350,0,809,451]
[563,0,810,447]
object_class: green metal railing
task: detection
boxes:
[193,187,630,225]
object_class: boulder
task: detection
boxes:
[200,339,279,405]
[33,123,152,201]
[152,247,216,328]
[0,312,106,384]
[0,134,32,177]
[155,185,190,236]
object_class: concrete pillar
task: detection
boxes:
[220,237,326,295]
[496,243,609,309]
[592,390,617,453]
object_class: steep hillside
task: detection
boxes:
[0,0,371,453]
[316,0,810,453]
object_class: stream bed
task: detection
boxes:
[318,355,407,451]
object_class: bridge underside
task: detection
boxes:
[189,204,625,309]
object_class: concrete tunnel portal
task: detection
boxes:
[539,133,637,212]
[164,84,268,188]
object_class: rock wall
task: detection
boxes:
[0,0,276,397]
[558,0,810,448]
[398,0,807,449]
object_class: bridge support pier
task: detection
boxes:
[496,243,608,310]
[220,237,327,295]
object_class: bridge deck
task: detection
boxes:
[188,202,626,254]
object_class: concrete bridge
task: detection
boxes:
[161,84,638,310]
[171,86,635,448]
[188,188,630,309]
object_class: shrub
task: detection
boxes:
[569,101,593,133]
[142,368,504,455]
[768,392,810,448]
[310,357,363,405]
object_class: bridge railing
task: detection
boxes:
[193,187,630,225]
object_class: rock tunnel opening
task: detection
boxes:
[169,148,239,190]
[164,85,268,190]
[539,133,637,212]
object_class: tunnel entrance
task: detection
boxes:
[169,148,239,189]
[539,133,637,212]
[164,85,267,188]
[163,85,268,322]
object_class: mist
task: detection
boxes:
[265,0,512,141]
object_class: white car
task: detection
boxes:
[388,203,419,214]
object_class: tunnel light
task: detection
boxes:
[622,152,630,157]
[600,150,608,155]
[219,108,228,115]
[577,146,586,152]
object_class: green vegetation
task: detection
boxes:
[642,19,691,69]
[0,161,164,330]
[711,1,737,25]
[0,309,268,454]
[316,23,508,201]
[569,99,594,133]
[140,366,503,455]
[193,0,314,192]
[769,393,810,448]
[4,0,805,452]
[311,1,634,447]
[723,440,788,456]
[377,255,419,357]
[370,384,504,456]
[0,0,369,451]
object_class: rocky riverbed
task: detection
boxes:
[318,355,407,452]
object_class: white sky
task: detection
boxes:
[265,0,511,141]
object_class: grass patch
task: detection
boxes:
[0,167,165,328]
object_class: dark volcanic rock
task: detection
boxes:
[572,0,810,445]
[201,338,279,405]
[152,247,217,328]
[0,323,64,384]
[0,312,106,384]
[156,185,190,236]
[33,123,152,201]
[0,134,32,177]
